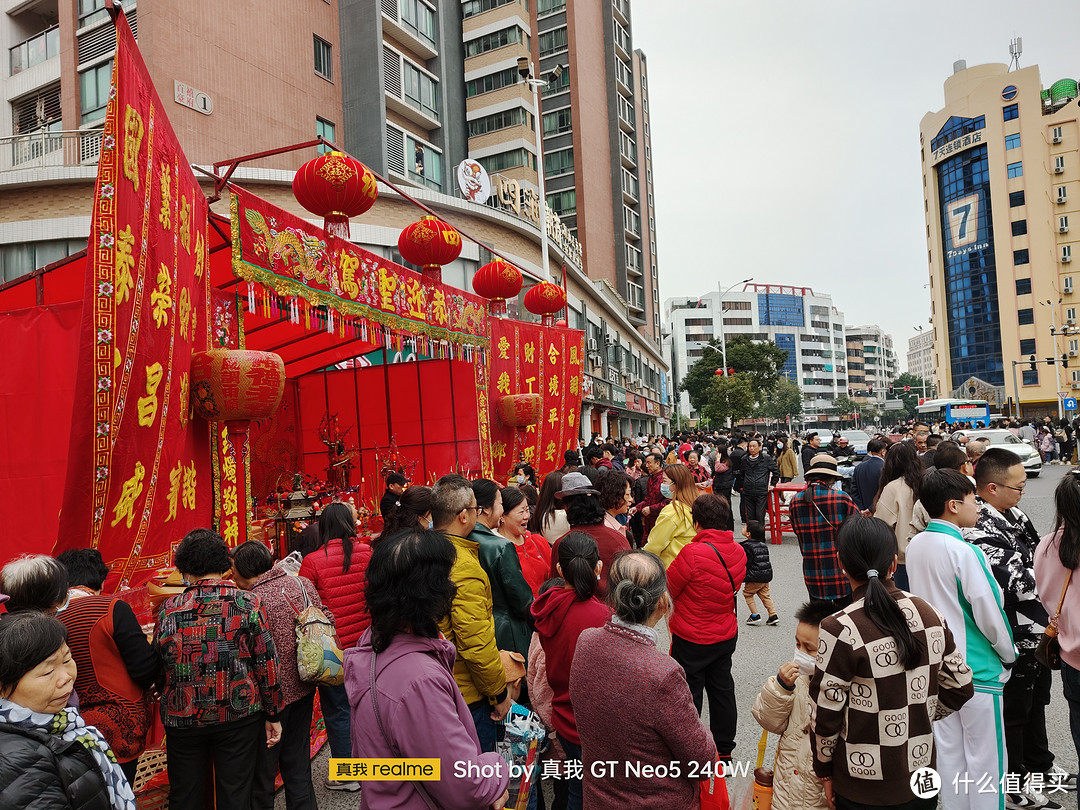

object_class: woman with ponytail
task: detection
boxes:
[809,514,974,810]
[376,485,433,543]
[530,532,612,810]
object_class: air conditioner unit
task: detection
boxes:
[1069,317,1077,325]
[605,334,617,345]
[1070,350,1078,357]
[1064,255,1073,263]
[1066,278,1075,293]
[1054,134,1064,144]
[1072,382,1080,389]
[1062,226,1071,234]
[589,355,603,368]
[1059,194,1068,204]
[1056,166,1066,174]
[587,338,598,352]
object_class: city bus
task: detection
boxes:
[915,398,991,426]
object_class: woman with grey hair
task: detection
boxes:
[0,554,68,615]
[569,551,717,809]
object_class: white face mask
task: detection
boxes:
[794,649,817,677]
[516,474,526,484]
[427,518,434,530]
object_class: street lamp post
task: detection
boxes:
[717,277,753,374]
[517,58,563,283]
[1040,299,1065,420]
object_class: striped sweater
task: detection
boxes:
[809,583,974,806]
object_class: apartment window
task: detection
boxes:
[407,136,442,191]
[1069,307,1078,322]
[468,107,530,137]
[1059,186,1068,203]
[465,67,518,97]
[537,0,565,15]
[1071,339,1079,353]
[10,25,60,74]
[1011,220,1027,236]
[79,61,112,124]
[1003,103,1019,121]
[1065,245,1074,262]
[538,26,567,57]
[314,36,332,80]
[547,189,576,216]
[78,0,108,26]
[462,0,516,17]
[1055,155,1067,173]
[1018,308,1034,325]
[1014,249,1029,265]
[541,68,571,97]
[1019,338,1036,355]
[400,0,436,47]
[1015,278,1032,296]
[316,117,335,155]
[543,147,573,177]
[542,107,571,136]
[0,238,86,284]
[1006,161,1023,179]
[1005,132,1021,150]
[403,62,439,119]
[1009,190,1025,207]
[477,148,533,173]
[1062,215,1071,231]
[465,25,526,57]
[1023,369,1039,386]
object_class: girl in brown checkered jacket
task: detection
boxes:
[809,515,974,810]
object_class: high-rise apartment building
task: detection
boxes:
[845,325,899,403]
[664,284,848,425]
[920,59,1080,415]
[907,330,935,383]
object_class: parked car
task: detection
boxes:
[839,430,871,459]
[957,429,1042,477]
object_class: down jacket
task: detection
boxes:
[667,529,747,644]
[741,538,773,583]
[0,722,111,810]
[751,674,829,810]
[299,538,373,648]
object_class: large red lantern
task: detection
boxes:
[523,281,566,326]
[472,259,523,317]
[397,215,463,283]
[292,152,377,239]
[497,394,542,427]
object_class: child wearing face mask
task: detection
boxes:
[751,600,837,810]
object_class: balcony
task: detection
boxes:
[10,24,59,76]
[382,46,441,131]
[626,280,645,311]
[380,0,438,60]
[0,129,102,176]
[617,95,635,133]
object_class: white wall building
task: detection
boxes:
[845,325,900,403]
[907,330,935,382]
[664,283,847,424]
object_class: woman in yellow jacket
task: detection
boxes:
[643,463,698,567]
[776,438,799,483]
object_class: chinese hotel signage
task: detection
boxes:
[487,174,583,270]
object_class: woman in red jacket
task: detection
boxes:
[298,502,372,791]
[666,493,747,761]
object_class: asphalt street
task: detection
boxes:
[293,463,1079,810]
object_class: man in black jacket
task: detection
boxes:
[850,437,887,511]
[738,438,779,525]
[801,432,821,475]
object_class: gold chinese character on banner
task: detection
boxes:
[497,372,511,395]
[432,289,449,325]
[123,106,144,190]
[378,267,397,310]
[569,345,580,365]
[182,462,196,510]
[137,362,164,427]
[548,407,559,427]
[115,225,135,304]
[194,232,205,278]
[548,344,560,365]
[111,461,145,528]
[568,411,576,427]
[497,336,510,360]
[165,463,182,522]
[570,376,579,395]
[524,376,536,394]
[545,441,557,462]
[179,194,191,253]
[548,376,558,396]
[178,288,191,340]
[339,252,360,299]
[223,484,237,516]
[492,442,507,463]
[404,278,426,320]
[222,453,236,482]
[222,518,239,544]
[525,424,536,434]
[522,445,536,461]
[178,373,190,428]
[159,162,172,230]
[151,264,172,328]
[524,343,536,364]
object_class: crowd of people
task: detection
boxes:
[0,423,1078,810]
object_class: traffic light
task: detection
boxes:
[1030,354,1038,372]
[868,385,874,396]
[904,385,911,392]
[1064,353,1070,369]
[848,386,853,396]
[889,384,894,393]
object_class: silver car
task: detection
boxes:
[839,430,870,459]
[959,429,1042,477]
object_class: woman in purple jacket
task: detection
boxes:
[344,528,509,810]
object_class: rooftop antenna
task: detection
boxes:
[1009,36,1022,71]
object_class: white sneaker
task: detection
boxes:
[1006,790,1048,809]
[1044,765,1078,791]
[326,778,361,792]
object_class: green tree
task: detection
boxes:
[701,374,755,428]
[757,377,804,421]
[893,372,931,418]
[680,336,789,411]
[831,395,860,425]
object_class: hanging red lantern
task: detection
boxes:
[555,318,568,328]
[292,152,377,240]
[472,259,523,317]
[497,394,542,427]
[190,349,286,423]
[523,281,566,326]
[397,215,463,284]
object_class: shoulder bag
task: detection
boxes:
[287,583,345,686]
[1035,569,1073,670]
[705,542,739,617]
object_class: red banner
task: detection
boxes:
[230,187,488,354]
[55,10,212,589]
[487,321,584,480]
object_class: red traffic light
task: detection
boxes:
[904,385,910,392]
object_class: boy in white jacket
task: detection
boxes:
[906,469,1016,810]
[751,600,837,810]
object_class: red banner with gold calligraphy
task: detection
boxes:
[487,320,584,480]
[55,9,212,590]
[231,187,488,352]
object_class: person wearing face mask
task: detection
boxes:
[776,438,799,484]
[376,485,434,543]
[499,487,551,598]
[643,464,699,568]
[752,600,839,810]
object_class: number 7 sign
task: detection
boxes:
[947,193,980,249]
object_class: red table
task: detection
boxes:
[766,483,806,545]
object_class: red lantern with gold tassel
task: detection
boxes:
[397,215,463,283]
[292,152,377,239]
[523,281,567,326]
[472,259,523,317]
[497,394,542,427]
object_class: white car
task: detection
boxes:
[960,429,1042,477]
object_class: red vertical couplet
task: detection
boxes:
[55,8,212,590]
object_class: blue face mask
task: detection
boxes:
[660,483,673,499]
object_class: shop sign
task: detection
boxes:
[612,384,627,408]
[582,374,594,399]
[174,80,213,115]
[488,174,583,270]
